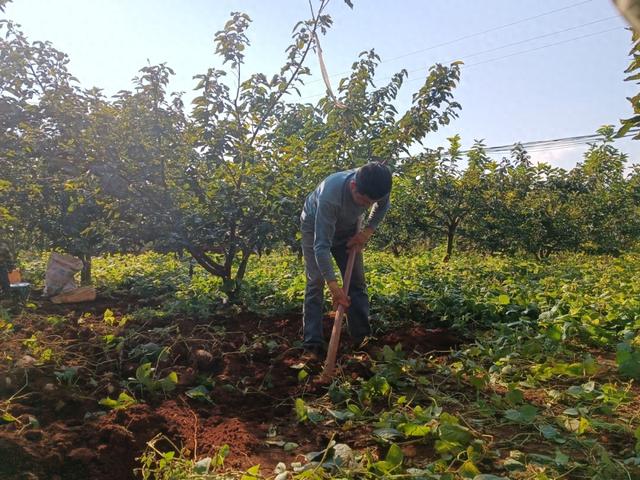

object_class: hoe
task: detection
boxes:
[321,248,356,381]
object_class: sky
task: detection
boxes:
[4,0,639,170]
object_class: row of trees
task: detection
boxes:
[1,0,639,295]
[378,127,640,260]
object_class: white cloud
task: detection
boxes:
[530,146,585,170]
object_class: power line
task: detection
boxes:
[305,0,595,85]
[463,25,623,71]
[405,18,619,81]
[460,129,640,156]
[299,21,623,99]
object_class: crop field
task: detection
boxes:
[1,251,639,480]
[2,0,640,478]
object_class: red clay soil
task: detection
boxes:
[0,298,457,480]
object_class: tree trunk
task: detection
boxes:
[442,217,462,262]
[443,223,457,262]
[186,244,226,278]
[230,248,252,300]
[80,254,92,286]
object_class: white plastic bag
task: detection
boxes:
[43,252,83,297]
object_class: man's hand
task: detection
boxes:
[327,280,350,308]
[346,227,374,253]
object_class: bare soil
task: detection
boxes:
[0,297,459,480]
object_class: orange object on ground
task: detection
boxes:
[8,269,21,284]
[50,286,96,304]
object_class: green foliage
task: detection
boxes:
[136,434,230,480]
[185,385,213,403]
[619,29,640,139]
[99,392,137,410]
[503,404,538,424]
[371,443,403,475]
[616,341,640,380]
[132,362,178,395]
[295,398,324,423]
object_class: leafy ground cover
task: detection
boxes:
[0,250,639,479]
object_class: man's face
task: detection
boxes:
[350,180,377,207]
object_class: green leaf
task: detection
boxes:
[459,460,480,478]
[435,439,461,455]
[186,385,211,402]
[399,422,431,437]
[328,409,355,422]
[545,323,563,341]
[214,444,230,467]
[385,443,404,468]
[103,308,116,325]
[497,294,510,305]
[294,398,307,422]
[158,371,178,392]
[283,442,298,452]
[373,428,404,441]
[307,408,324,423]
[554,449,569,466]
[99,391,137,410]
[617,342,640,380]
[505,388,524,405]
[439,423,473,445]
[135,362,153,386]
[1,412,17,423]
[504,404,538,424]
[539,424,566,444]
[241,464,261,480]
[561,416,590,435]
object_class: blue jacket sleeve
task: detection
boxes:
[314,199,338,282]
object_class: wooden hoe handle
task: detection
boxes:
[321,249,357,380]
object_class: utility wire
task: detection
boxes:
[305,0,595,85]
[404,17,619,81]
[300,20,623,100]
[463,25,623,71]
[460,129,640,155]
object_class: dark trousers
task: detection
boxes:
[301,229,371,348]
[0,265,9,294]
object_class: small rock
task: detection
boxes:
[401,444,418,458]
[43,451,63,467]
[332,443,355,468]
[97,443,109,453]
[24,430,43,442]
[193,349,214,370]
[43,383,55,392]
[68,447,96,463]
[16,355,37,368]
[19,472,39,480]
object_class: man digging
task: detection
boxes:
[299,162,392,361]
